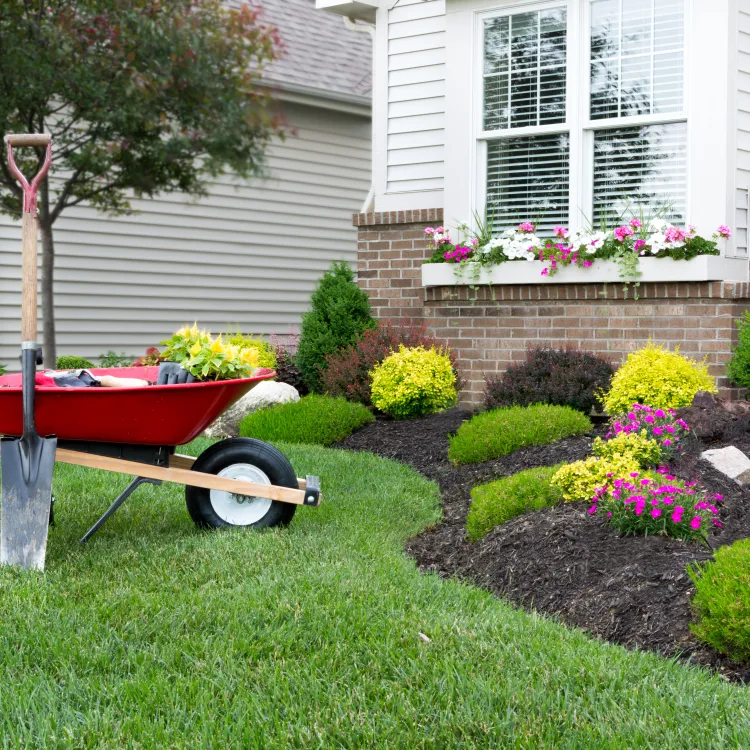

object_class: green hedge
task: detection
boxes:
[689,539,750,664]
[467,465,563,541]
[240,394,374,446]
[56,355,95,370]
[448,404,592,466]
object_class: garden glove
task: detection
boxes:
[157,361,197,385]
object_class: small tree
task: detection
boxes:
[0,0,284,364]
[297,262,375,393]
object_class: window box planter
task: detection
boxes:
[421,256,749,287]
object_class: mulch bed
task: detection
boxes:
[337,405,750,683]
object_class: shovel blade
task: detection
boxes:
[1,435,57,571]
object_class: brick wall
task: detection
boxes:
[355,210,750,407]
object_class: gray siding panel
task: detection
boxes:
[0,102,371,364]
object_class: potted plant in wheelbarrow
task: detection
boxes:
[0,134,321,572]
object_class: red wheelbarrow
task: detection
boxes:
[0,133,319,569]
[0,365,322,543]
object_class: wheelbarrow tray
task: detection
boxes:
[0,366,276,445]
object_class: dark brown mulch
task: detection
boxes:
[337,407,750,683]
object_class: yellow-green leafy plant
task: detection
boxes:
[370,345,457,419]
[162,325,260,381]
[227,333,277,369]
[551,454,641,504]
[601,342,716,414]
[592,431,662,468]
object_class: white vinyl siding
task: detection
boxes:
[387,0,446,193]
[0,103,370,365]
[736,1,750,259]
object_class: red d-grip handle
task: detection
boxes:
[4,134,52,214]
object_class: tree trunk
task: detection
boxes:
[39,217,56,368]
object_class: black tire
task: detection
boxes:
[185,438,298,530]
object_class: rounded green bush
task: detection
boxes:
[239,394,374,446]
[56,355,95,370]
[467,465,562,541]
[689,539,750,664]
[370,345,457,419]
[601,342,715,415]
[591,431,662,468]
[448,404,592,466]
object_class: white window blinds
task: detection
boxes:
[487,134,570,233]
[483,9,567,131]
[592,122,687,227]
[590,0,685,120]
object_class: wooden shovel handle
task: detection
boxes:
[21,213,38,342]
[4,134,51,147]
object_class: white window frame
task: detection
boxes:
[473,0,690,234]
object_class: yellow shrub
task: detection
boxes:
[370,345,457,419]
[601,342,716,415]
[592,431,662,468]
[227,333,277,369]
[551,454,641,504]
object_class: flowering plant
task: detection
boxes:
[538,225,596,276]
[162,324,260,381]
[589,468,722,543]
[605,404,689,460]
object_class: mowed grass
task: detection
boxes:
[0,440,747,747]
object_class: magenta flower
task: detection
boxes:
[715,494,723,501]
[644,414,655,424]
[541,268,549,276]
[651,508,662,518]
[672,506,684,523]
[653,427,663,436]
[518,221,535,232]
[629,472,640,478]
[634,239,647,254]
[588,505,597,515]
[583,260,593,267]
[690,516,702,530]
[614,225,634,242]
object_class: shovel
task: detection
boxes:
[1,133,56,571]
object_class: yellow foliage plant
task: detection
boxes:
[592,431,662,469]
[600,342,716,415]
[551,454,641,504]
[370,345,457,419]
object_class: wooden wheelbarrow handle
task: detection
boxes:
[5,133,53,344]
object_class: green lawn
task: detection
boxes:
[0,439,748,748]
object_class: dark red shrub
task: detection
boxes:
[321,318,463,407]
[485,347,614,415]
[270,334,309,396]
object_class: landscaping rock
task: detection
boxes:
[204,381,299,438]
[701,446,750,486]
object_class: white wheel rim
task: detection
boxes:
[210,463,273,526]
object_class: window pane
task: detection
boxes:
[484,8,566,131]
[589,0,684,120]
[487,134,570,234]
[592,122,687,227]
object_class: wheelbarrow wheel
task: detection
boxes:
[186,438,298,530]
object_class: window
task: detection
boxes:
[479,0,687,233]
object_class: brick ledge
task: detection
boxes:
[353,208,443,227]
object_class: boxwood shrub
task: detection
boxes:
[689,539,750,664]
[239,394,374,446]
[448,404,592,466]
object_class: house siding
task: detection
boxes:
[386,0,446,193]
[737,0,750,258]
[0,102,371,365]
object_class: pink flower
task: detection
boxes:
[629,472,640,478]
[583,260,593,267]
[671,507,684,523]
[717,224,732,239]
[553,225,569,238]
[713,520,723,527]
[653,427,663,436]
[715,494,723,501]
[654,409,665,418]
[588,505,597,515]
[664,226,686,243]
[651,508,662,518]
[425,227,435,235]
[634,239,646,254]
[690,516,702,530]
[436,226,445,233]
[606,512,612,518]
[630,218,643,229]
[471,238,479,245]
[541,268,549,276]
[645,415,655,424]
[663,439,672,446]
[614,225,634,242]
[518,222,535,233]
